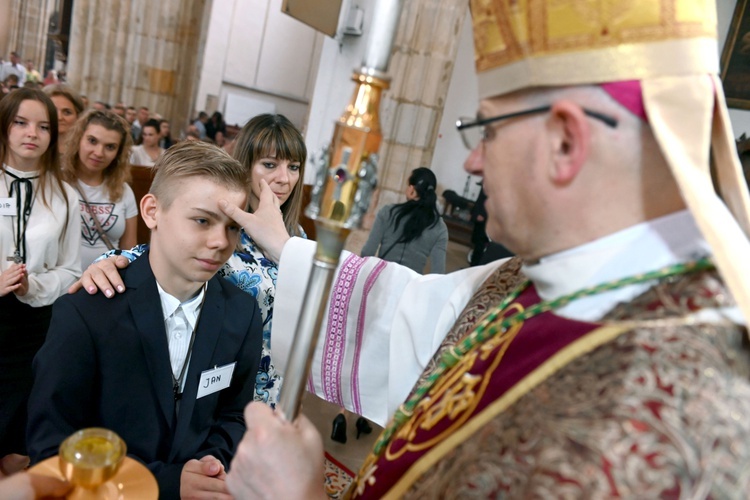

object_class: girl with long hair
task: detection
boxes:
[0,88,80,456]
[62,110,138,268]
[361,167,448,273]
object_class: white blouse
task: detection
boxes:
[129,145,163,167]
[0,165,81,307]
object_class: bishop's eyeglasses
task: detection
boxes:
[456,105,618,151]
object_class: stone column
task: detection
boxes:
[66,0,211,132]
[347,0,469,251]
[5,0,57,72]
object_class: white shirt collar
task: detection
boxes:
[521,210,712,321]
[3,164,40,179]
[156,281,207,327]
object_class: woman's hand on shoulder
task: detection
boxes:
[220,179,290,263]
[67,256,131,297]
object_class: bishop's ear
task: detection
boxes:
[140,194,159,230]
[547,100,591,185]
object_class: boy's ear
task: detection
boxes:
[140,194,158,230]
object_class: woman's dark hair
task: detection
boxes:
[232,113,307,236]
[142,118,160,133]
[390,167,440,243]
[207,111,226,141]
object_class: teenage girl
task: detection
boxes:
[62,109,138,268]
[0,88,81,456]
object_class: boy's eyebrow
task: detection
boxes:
[191,207,221,219]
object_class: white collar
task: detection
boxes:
[521,210,712,321]
[3,164,40,179]
[156,281,207,327]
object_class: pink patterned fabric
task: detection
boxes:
[322,254,367,405]
[351,259,388,414]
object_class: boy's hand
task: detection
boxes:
[68,255,130,297]
[219,179,291,263]
[180,455,231,500]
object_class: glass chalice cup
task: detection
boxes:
[58,428,126,490]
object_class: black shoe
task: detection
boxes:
[356,416,372,439]
[331,414,347,444]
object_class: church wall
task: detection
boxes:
[194,0,324,133]
[0,0,15,60]
[304,0,479,206]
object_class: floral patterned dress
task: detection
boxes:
[102,228,303,408]
[217,231,285,407]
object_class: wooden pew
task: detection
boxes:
[128,165,155,245]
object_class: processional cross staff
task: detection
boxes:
[277,0,404,422]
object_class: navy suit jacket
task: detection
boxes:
[28,252,263,499]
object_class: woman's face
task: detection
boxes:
[50,95,78,136]
[6,99,51,171]
[159,121,170,137]
[141,125,159,147]
[248,154,301,211]
[78,123,122,180]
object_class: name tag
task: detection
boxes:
[0,198,15,216]
[196,362,236,399]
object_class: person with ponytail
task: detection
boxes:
[361,167,448,273]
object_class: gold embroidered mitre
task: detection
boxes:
[471,0,718,98]
[469,0,750,328]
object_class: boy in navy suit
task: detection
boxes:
[28,141,262,499]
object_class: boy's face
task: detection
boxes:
[144,176,246,300]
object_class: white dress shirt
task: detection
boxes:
[156,282,207,391]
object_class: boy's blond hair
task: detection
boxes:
[149,141,250,208]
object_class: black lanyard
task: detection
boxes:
[4,170,37,264]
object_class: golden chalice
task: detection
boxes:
[58,428,126,497]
